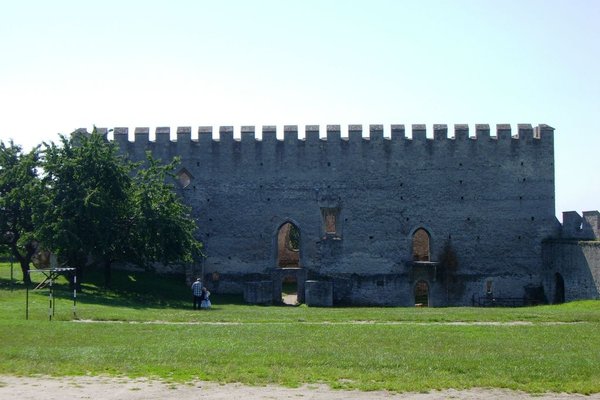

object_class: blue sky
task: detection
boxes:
[1,0,598,219]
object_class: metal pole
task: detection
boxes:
[26,279,29,320]
[73,274,77,319]
[52,279,56,317]
[10,255,14,292]
[48,278,53,321]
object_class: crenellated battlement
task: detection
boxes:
[101,124,554,145]
[76,121,600,306]
[562,211,600,240]
[77,121,578,307]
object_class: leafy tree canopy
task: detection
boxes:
[35,129,202,286]
[0,141,40,284]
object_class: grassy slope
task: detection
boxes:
[1,264,599,393]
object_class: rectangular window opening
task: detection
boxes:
[321,208,341,238]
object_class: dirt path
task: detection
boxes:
[0,376,597,400]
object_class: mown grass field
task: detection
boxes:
[1,263,599,394]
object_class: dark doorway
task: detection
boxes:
[282,276,298,305]
[272,268,307,305]
[415,280,429,307]
[277,222,300,268]
[554,272,565,304]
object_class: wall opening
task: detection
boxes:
[412,228,431,261]
[272,268,306,306]
[277,222,300,268]
[176,168,193,188]
[486,280,493,296]
[554,272,565,304]
[281,276,298,305]
[414,280,429,307]
[321,208,340,238]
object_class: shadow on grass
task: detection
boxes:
[0,267,246,311]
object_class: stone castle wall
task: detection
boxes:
[542,240,600,302]
[542,211,600,303]
[105,123,560,306]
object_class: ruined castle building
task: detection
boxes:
[92,124,599,306]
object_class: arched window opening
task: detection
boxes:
[415,280,429,307]
[277,222,300,268]
[412,228,431,261]
[554,272,565,304]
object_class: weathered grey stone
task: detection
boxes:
[543,240,600,302]
[305,280,333,307]
[243,281,273,305]
[101,123,599,306]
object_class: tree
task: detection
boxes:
[0,141,40,284]
[36,129,202,287]
[129,154,203,268]
[36,130,133,287]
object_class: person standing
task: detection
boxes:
[200,287,211,309]
[191,278,202,310]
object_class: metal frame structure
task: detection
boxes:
[26,268,77,320]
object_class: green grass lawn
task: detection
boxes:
[1,263,599,393]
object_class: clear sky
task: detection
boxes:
[1,0,598,219]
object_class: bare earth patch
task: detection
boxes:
[0,376,597,400]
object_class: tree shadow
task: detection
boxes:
[0,268,247,311]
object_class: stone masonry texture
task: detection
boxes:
[88,123,599,306]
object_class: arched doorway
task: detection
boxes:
[275,222,301,305]
[277,222,300,268]
[412,228,431,261]
[414,280,429,307]
[554,272,565,304]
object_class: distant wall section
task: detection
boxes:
[543,211,600,302]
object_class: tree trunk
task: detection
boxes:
[103,259,112,288]
[10,243,32,285]
[19,259,31,285]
